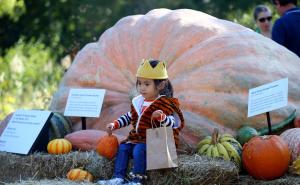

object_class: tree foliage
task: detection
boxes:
[0,39,63,118]
[1,0,299,119]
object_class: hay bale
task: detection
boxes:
[147,154,238,185]
[1,151,300,185]
[6,178,95,185]
[5,176,300,185]
[0,151,239,184]
[0,151,114,183]
[238,175,300,185]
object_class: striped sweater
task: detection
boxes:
[114,95,185,147]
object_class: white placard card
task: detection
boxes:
[0,110,52,154]
[64,88,106,117]
[247,78,288,117]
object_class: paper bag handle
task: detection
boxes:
[150,113,164,129]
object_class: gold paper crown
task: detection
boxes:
[136,59,168,79]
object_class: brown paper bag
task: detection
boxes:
[146,124,178,170]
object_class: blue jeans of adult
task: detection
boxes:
[114,142,146,179]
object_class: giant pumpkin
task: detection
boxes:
[49,9,300,148]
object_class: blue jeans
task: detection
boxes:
[114,143,146,179]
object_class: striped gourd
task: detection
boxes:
[67,168,93,182]
[49,112,72,140]
[47,138,72,154]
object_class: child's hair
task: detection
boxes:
[135,78,174,98]
[154,79,173,97]
[253,5,271,21]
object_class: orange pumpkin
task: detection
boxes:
[96,132,119,159]
[67,168,93,182]
[47,138,72,154]
[242,135,290,180]
[49,9,300,148]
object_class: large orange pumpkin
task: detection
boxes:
[242,135,290,180]
[49,9,300,148]
[96,132,119,159]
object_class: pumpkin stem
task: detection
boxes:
[212,128,219,145]
[261,135,270,140]
[106,128,112,136]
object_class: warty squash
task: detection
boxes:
[280,128,300,161]
[49,8,300,149]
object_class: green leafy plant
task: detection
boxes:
[0,38,63,119]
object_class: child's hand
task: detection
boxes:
[106,123,115,134]
[152,110,166,121]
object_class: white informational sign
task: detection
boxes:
[248,78,288,117]
[0,110,52,154]
[64,88,106,117]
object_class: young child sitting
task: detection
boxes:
[97,59,185,185]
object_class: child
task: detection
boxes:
[97,59,185,185]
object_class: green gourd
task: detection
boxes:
[49,112,72,140]
[237,109,296,145]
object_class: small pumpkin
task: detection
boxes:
[67,168,93,182]
[96,131,119,159]
[242,135,290,180]
[280,128,300,161]
[197,128,242,170]
[47,138,72,154]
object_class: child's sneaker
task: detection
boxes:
[97,177,124,185]
[124,172,146,185]
[123,181,142,185]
